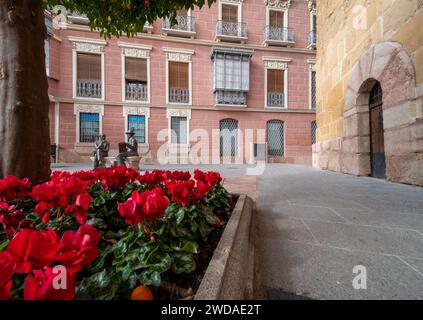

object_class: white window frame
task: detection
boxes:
[74,104,104,144]
[308,59,316,110]
[265,5,288,29]
[218,0,243,23]
[44,38,50,77]
[70,36,107,101]
[167,108,191,147]
[123,106,150,146]
[118,42,152,104]
[263,57,291,109]
[164,47,194,106]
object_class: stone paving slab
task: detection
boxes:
[255,164,423,300]
[259,238,423,300]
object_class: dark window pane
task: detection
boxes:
[171,116,187,144]
[80,113,100,143]
[128,115,146,143]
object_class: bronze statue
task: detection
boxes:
[93,134,110,169]
[116,128,138,167]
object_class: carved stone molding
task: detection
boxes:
[166,52,192,62]
[74,42,104,53]
[74,104,104,116]
[166,108,191,119]
[265,60,289,70]
[222,0,243,3]
[123,106,150,117]
[264,0,291,9]
[123,48,150,59]
[308,59,316,72]
[308,0,317,14]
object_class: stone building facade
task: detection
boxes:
[45,0,317,166]
[314,0,423,186]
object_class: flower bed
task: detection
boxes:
[0,167,233,300]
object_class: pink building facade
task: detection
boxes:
[46,0,317,165]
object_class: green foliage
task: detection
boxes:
[44,0,216,38]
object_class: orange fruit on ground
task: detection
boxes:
[130,285,154,300]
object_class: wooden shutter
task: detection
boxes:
[269,10,284,27]
[169,61,189,88]
[267,69,284,93]
[77,53,101,81]
[125,57,147,82]
[222,4,238,22]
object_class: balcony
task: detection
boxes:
[216,90,247,106]
[308,30,317,50]
[76,80,102,99]
[263,26,294,47]
[215,21,247,43]
[125,82,148,101]
[143,22,153,33]
[162,16,196,38]
[169,87,190,104]
[267,92,285,108]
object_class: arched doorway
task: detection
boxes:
[368,82,386,178]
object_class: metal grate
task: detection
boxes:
[170,116,187,144]
[311,121,317,145]
[369,82,383,106]
[80,113,99,143]
[163,15,195,32]
[267,120,284,157]
[263,26,294,42]
[128,115,146,143]
[311,71,316,109]
[220,119,238,157]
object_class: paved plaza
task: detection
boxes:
[52,163,423,299]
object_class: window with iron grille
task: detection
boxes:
[212,48,252,105]
[311,120,317,145]
[267,69,285,107]
[310,70,316,109]
[125,57,148,101]
[267,120,284,157]
[128,115,146,143]
[168,61,189,103]
[80,113,100,143]
[77,53,102,98]
[220,119,238,157]
[170,116,188,144]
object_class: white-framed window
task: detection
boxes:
[74,104,104,144]
[164,48,193,105]
[123,106,150,145]
[69,36,106,101]
[265,4,288,29]
[267,120,285,157]
[167,109,191,146]
[308,59,316,110]
[212,47,252,106]
[263,57,291,108]
[45,15,53,77]
[219,0,242,23]
[118,42,152,104]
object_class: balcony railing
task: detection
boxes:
[267,92,285,108]
[125,82,148,101]
[169,87,189,103]
[163,15,195,33]
[76,80,102,98]
[263,26,294,44]
[216,90,247,106]
[308,30,317,48]
[216,20,247,39]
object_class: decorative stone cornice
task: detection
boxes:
[308,59,316,71]
[123,48,150,58]
[123,106,150,117]
[264,0,291,9]
[68,36,106,53]
[166,52,192,62]
[263,57,292,70]
[166,108,191,119]
[74,104,104,115]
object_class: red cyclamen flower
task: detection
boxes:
[0,252,16,300]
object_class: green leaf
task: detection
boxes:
[172,253,196,274]
[0,240,9,251]
[139,270,161,287]
[172,240,199,254]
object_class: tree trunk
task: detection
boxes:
[0,0,50,183]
